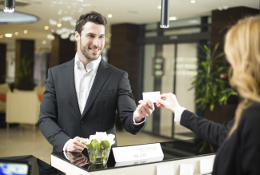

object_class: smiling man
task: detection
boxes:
[38,11,154,158]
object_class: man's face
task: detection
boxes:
[76,22,105,61]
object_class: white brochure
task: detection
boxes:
[142,91,161,103]
[112,143,164,165]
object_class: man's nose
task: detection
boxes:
[92,37,100,46]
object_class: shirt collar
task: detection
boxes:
[75,53,101,73]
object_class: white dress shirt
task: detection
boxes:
[74,53,101,114]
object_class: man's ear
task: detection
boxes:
[75,31,80,41]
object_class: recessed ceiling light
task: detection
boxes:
[191,0,195,3]
[107,14,113,18]
[45,26,49,30]
[157,6,161,9]
[42,40,46,45]
[24,30,28,34]
[169,17,177,20]
[57,23,62,27]
[5,33,12,37]
[15,32,18,35]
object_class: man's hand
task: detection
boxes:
[66,136,85,152]
[134,99,155,123]
[66,152,89,166]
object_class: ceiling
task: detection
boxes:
[0,0,259,49]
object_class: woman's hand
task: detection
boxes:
[156,93,180,113]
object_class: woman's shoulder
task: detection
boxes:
[240,102,260,129]
[243,102,260,115]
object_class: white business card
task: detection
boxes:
[142,91,160,103]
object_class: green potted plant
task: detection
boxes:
[15,57,34,90]
[190,43,237,153]
[189,43,237,112]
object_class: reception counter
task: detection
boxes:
[51,139,216,175]
[0,138,215,175]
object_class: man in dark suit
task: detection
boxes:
[38,11,154,154]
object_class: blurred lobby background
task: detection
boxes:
[0,0,259,164]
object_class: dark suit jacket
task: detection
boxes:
[181,102,260,175]
[38,58,146,153]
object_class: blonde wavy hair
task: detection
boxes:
[224,15,260,137]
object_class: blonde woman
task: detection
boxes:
[156,15,260,175]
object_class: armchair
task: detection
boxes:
[6,89,40,131]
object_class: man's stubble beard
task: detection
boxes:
[80,39,101,61]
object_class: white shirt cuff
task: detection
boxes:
[63,139,72,152]
[133,112,147,125]
[174,106,186,125]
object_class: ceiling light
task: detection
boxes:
[57,23,62,27]
[61,32,70,39]
[82,3,91,7]
[24,30,28,34]
[160,0,169,28]
[44,26,49,30]
[157,6,161,9]
[70,19,76,26]
[62,16,72,21]
[47,34,55,40]
[4,0,15,13]
[15,32,18,35]
[58,10,63,15]
[107,14,112,18]
[191,0,195,3]
[49,19,57,25]
[42,40,46,45]
[169,17,177,21]
[5,33,12,37]
[69,35,76,42]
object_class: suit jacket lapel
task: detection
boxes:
[62,58,81,118]
[81,59,111,118]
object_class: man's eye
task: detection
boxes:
[89,35,94,38]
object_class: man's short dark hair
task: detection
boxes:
[75,11,107,35]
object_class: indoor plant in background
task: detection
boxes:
[189,43,237,112]
[190,43,237,152]
[82,132,115,165]
[15,57,34,90]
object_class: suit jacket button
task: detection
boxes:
[81,121,84,125]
